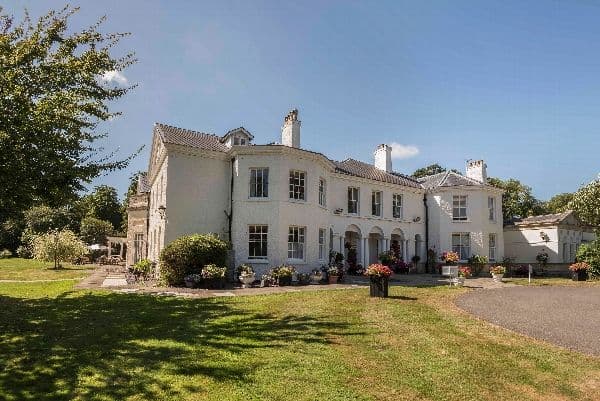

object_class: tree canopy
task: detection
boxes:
[80,185,123,229]
[568,178,600,227]
[487,177,547,221]
[0,5,138,222]
[545,192,574,214]
[411,164,461,178]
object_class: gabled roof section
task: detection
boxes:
[154,123,229,152]
[507,210,575,226]
[334,159,422,188]
[221,127,254,141]
[418,171,488,189]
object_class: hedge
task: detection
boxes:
[159,234,228,286]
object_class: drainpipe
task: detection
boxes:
[423,193,429,273]
[227,157,235,243]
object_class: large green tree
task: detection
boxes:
[568,178,600,227]
[545,192,574,214]
[487,178,547,221]
[411,164,461,178]
[120,171,144,232]
[80,185,123,229]
[0,6,138,222]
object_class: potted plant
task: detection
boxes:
[296,272,311,285]
[310,268,323,284]
[201,264,226,289]
[569,262,589,281]
[379,251,395,267]
[467,254,488,277]
[489,265,506,282]
[441,251,459,265]
[273,265,294,286]
[536,251,549,275]
[184,273,202,288]
[260,273,275,287]
[455,266,471,287]
[364,263,393,298]
[327,266,339,284]
[411,255,421,270]
[237,264,255,288]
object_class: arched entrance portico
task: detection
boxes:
[343,224,361,273]
[368,226,384,265]
[391,228,405,261]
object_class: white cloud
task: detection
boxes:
[389,142,420,159]
[101,70,128,86]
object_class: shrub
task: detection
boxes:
[80,217,113,245]
[468,254,488,276]
[16,245,32,259]
[0,249,12,258]
[32,230,88,269]
[201,264,227,279]
[576,240,600,278]
[159,234,228,286]
[131,258,153,278]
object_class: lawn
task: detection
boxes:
[0,258,95,281]
[1,261,599,400]
[508,277,600,287]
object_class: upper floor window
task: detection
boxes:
[289,170,306,201]
[371,191,382,216]
[248,225,268,259]
[249,168,269,198]
[348,187,359,214]
[452,195,468,221]
[488,196,496,221]
[318,178,326,207]
[452,232,471,261]
[489,233,496,262]
[288,226,305,260]
[393,193,403,219]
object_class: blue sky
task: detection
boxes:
[6,0,600,200]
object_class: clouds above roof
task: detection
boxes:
[390,142,419,159]
[101,70,128,86]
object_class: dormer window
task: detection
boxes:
[222,127,254,148]
[234,136,246,146]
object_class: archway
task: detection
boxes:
[368,226,384,265]
[344,224,362,273]
[390,228,405,261]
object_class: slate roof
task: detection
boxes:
[154,123,229,152]
[418,171,485,189]
[137,173,151,194]
[334,159,422,188]
[507,211,573,226]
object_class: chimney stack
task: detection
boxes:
[466,159,487,183]
[281,109,300,148]
[374,144,392,172]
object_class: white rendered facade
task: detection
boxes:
[129,110,505,275]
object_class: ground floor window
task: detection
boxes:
[318,228,326,260]
[488,233,496,262]
[133,233,144,263]
[452,232,470,261]
[288,226,305,260]
[248,225,268,259]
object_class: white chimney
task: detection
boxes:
[281,109,300,148]
[466,159,487,183]
[374,144,392,172]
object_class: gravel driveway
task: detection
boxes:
[456,286,600,356]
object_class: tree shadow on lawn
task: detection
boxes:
[0,292,357,401]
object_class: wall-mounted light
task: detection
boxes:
[413,216,421,223]
[540,231,549,242]
[158,205,166,220]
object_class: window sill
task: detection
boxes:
[287,259,306,265]
[288,199,306,204]
[247,197,270,201]
[246,259,269,264]
[452,219,471,223]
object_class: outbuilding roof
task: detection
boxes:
[507,210,574,226]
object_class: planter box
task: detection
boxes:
[278,276,293,286]
[204,278,225,289]
[310,274,323,284]
[328,275,339,284]
[572,270,588,281]
[369,277,389,298]
[491,273,504,283]
[239,274,255,288]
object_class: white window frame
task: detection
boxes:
[289,170,306,201]
[249,168,269,198]
[348,187,359,214]
[393,193,403,219]
[453,195,468,221]
[287,226,306,261]
[248,225,268,260]
[452,232,471,261]
[488,196,496,222]
[318,178,326,207]
[489,233,496,262]
[318,228,326,261]
[371,190,382,217]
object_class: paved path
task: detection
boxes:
[456,286,600,356]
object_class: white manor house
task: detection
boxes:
[127,109,505,275]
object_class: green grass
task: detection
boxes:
[0,258,95,281]
[508,277,600,287]
[1,260,599,400]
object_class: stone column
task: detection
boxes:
[384,238,389,253]
[363,237,369,267]
[339,236,344,255]
[108,241,112,257]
